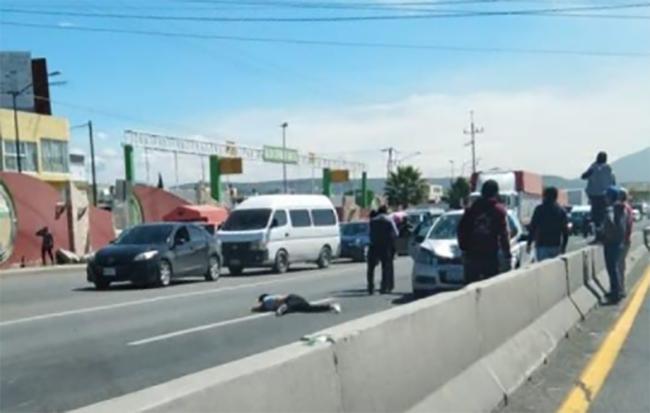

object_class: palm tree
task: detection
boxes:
[384,165,428,208]
[447,177,470,209]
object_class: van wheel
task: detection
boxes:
[228,266,243,276]
[273,250,289,274]
[205,255,221,281]
[317,246,332,269]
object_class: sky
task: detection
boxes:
[1,0,649,185]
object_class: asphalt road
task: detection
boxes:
[0,235,599,412]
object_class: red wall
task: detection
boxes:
[0,172,70,269]
[89,207,115,250]
[133,185,189,222]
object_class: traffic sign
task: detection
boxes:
[219,157,243,174]
[263,145,299,164]
[330,169,350,183]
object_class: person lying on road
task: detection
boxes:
[252,293,341,316]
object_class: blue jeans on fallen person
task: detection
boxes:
[604,243,623,300]
[536,246,561,261]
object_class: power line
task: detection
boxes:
[3,21,649,58]
[2,2,650,22]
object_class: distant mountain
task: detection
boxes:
[610,146,650,183]
[168,148,648,199]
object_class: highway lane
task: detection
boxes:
[0,234,603,412]
[0,258,415,412]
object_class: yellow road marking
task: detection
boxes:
[557,264,650,413]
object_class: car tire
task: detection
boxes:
[228,265,243,276]
[273,250,289,274]
[156,259,172,287]
[205,255,221,282]
[317,246,332,269]
[94,279,110,290]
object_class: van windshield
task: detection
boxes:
[222,209,271,231]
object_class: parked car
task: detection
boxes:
[217,195,340,275]
[632,202,648,218]
[339,221,370,262]
[87,222,222,290]
[411,210,529,296]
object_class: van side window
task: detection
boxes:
[312,209,336,226]
[271,210,288,227]
[289,210,312,228]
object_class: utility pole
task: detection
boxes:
[463,110,484,175]
[281,122,288,194]
[10,92,22,173]
[87,121,98,206]
[382,147,396,177]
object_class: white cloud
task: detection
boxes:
[96,71,650,185]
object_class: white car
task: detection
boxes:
[411,210,529,296]
[218,195,340,275]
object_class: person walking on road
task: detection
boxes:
[581,152,616,241]
[252,293,341,316]
[618,188,634,297]
[601,186,627,304]
[367,205,398,295]
[458,180,512,284]
[36,226,55,266]
[527,187,569,261]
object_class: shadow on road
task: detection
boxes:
[72,278,205,292]
[331,288,369,298]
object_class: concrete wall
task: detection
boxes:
[72,242,648,413]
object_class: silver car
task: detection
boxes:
[411,210,529,296]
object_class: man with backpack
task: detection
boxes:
[458,180,512,284]
[601,186,627,304]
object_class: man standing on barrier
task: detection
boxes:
[581,151,616,242]
[458,180,512,284]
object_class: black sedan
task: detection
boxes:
[87,222,222,290]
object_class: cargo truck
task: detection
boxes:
[470,170,543,229]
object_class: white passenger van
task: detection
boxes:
[218,195,340,275]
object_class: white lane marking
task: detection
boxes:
[0,262,378,327]
[127,298,334,346]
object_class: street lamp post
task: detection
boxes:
[281,122,288,194]
[5,71,62,173]
[449,160,455,183]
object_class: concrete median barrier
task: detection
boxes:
[71,342,342,413]
[563,249,601,315]
[73,243,646,413]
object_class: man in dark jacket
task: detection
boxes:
[367,205,398,294]
[526,187,569,261]
[36,226,55,266]
[602,186,627,304]
[458,180,512,284]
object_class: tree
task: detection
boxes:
[447,177,471,209]
[384,165,428,208]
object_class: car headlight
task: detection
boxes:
[134,250,158,261]
[416,248,437,265]
[250,240,267,251]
